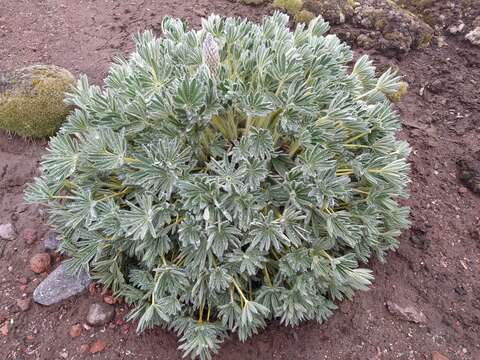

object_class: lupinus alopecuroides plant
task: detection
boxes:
[26,13,410,359]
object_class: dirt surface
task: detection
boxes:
[1,1,480,359]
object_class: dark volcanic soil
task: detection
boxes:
[1,1,480,360]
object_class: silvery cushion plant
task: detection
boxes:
[26,13,410,359]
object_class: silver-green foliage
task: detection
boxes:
[25,13,410,359]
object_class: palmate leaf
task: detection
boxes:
[41,134,79,181]
[121,194,175,240]
[85,127,128,170]
[178,322,227,360]
[295,144,336,176]
[249,211,290,251]
[24,176,63,203]
[206,221,241,257]
[227,248,266,276]
[126,139,192,198]
[238,300,269,342]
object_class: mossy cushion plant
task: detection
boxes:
[26,13,410,359]
[0,65,74,138]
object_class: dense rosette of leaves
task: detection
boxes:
[26,13,410,359]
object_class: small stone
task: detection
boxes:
[88,283,97,296]
[0,321,8,336]
[457,157,480,194]
[86,303,115,326]
[16,298,31,312]
[466,27,480,46]
[431,351,449,360]
[103,295,115,305]
[33,262,91,306]
[23,228,37,245]
[69,324,81,338]
[82,323,92,331]
[386,301,427,323]
[89,339,107,354]
[29,253,51,274]
[59,351,68,359]
[0,223,15,240]
[18,277,28,285]
[474,16,480,28]
[43,231,60,250]
[454,286,467,296]
[449,21,465,34]
[427,79,445,94]
[436,36,447,48]
[78,344,89,353]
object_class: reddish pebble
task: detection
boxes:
[18,277,28,285]
[432,352,449,360]
[16,298,31,312]
[88,283,97,296]
[89,339,107,353]
[19,285,27,292]
[103,295,115,305]
[25,335,34,341]
[115,319,124,326]
[1,322,8,336]
[69,324,81,338]
[29,253,51,274]
[122,324,129,333]
[23,229,37,245]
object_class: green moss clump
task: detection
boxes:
[272,0,303,16]
[0,65,74,138]
[294,9,316,23]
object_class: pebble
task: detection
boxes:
[431,351,449,360]
[0,321,8,336]
[43,230,60,250]
[103,295,115,305]
[23,228,37,245]
[29,253,51,274]
[386,301,427,324]
[448,21,465,34]
[16,298,31,312]
[69,324,81,338]
[79,344,90,353]
[0,223,16,240]
[33,262,91,305]
[88,283,97,296]
[466,27,480,46]
[86,303,115,326]
[89,339,107,353]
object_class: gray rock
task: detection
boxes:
[466,27,480,46]
[86,303,115,326]
[33,263,91,305]
[386,301,427,324]
[0,223,15,240]
[44,231,60,250]
[449,21,465,34]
